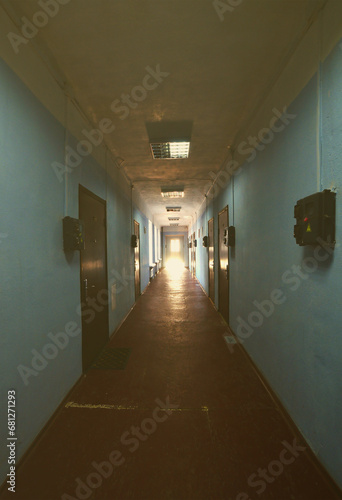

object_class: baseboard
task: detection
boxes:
[0,295,141,494]
[108,300,136,342]
[195,274,342,496]
[194,274,217,311]
[225,322,342,497]
[3,275,340,497]
[0,371,85,494]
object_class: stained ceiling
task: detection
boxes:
[2,0,326,226]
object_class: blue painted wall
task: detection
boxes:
[193,39,342,488]
[0,59,151,483]
[1,20,342,495]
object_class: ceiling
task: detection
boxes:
[4,0,326,227]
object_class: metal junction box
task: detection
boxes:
[223,226,235,247]
[63,216,85,251]
[131,235,138,248]
[294,189,336,247]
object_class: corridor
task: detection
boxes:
[0,269,339,500]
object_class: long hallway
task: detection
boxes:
[1,269,339,500]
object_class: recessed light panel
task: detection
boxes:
[161,191,184,198]
[151,142,190,159]
[166,207,181,212]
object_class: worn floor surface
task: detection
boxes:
[0,268,340,500]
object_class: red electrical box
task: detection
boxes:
[294,189,336,247]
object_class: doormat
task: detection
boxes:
[90,348,131,370]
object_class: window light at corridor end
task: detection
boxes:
[151,141,190,159]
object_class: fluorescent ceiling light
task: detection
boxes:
[170,223,179,226]
[166,207,181,212]
[151,141,190,159]
[168,217,180,221]
[161,191,184,198]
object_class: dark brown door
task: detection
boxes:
[208,217,215,303]
[79,185,109,371]
[134,220,140,300]
[218,206,229,323]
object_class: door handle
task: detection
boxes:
[83,278,88,299]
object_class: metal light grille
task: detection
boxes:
[166,207,181,212]
[151,141,190,159]
[161,191,184,198]
[168,217,180,221]
[170,223,179,226]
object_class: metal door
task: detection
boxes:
[134,220,140,300]
[218,206,229,323]
[208,217,215,303]
[79,185,109,371]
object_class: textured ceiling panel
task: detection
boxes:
[5,0,326,225]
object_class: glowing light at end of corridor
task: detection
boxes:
[165,258,184,277]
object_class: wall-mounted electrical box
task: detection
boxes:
[223,227,228,246]
[223,226,236,247]
[294,189,336,247]
[203,236,209,248]
[228,226,235,247]
[63,216,85,251]
[131,235,138,248]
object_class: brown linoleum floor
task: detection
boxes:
[1,268,341,500]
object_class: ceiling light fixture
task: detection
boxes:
[166,207,181,212]
[151,141,190,159]
[161,190,184,198]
